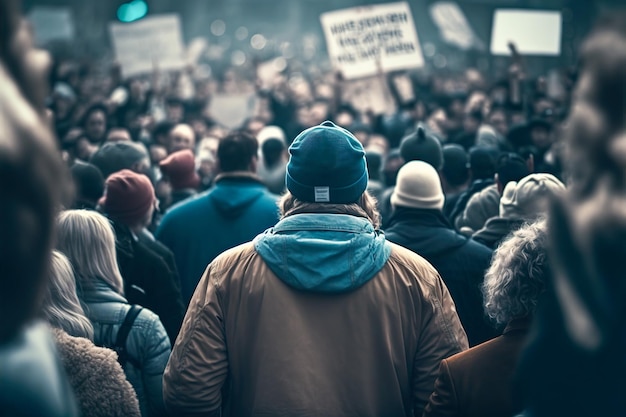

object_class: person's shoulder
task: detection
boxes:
[52,328,119,373]
[385,241,440,282]
[444,334,505,370]
[211,241,258,272]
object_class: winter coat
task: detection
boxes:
[164,213,468,417]
[112,220,185,343]
[471,217,526,250]
[156,171,279,302]
[80,280,171,417]
[385,207,499,346]
[449,178,495,227]
[0,321,79,417]
[51,327,141,417]
[423,319,530,417]
[454,183,500,235]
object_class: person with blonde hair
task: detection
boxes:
[164,121,467,417]
[42,250,141,417]
[56,209,170,417]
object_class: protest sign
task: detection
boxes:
[109,14,186,78]
[320,2,424,80]
[210,94,255,129]
[342,76,397,115]
[490,9,562,56]
[429,2,483,51]
[28,6,75,46]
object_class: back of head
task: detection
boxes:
[56,210,124,294]
[70,161,105,209]
[286,120,368,204]
[0,7,65,342]
[442,144,469,187]
[261,138,286,168]
[217,131,258,172]
[496,152,531,190]
[391,160,444,210]
[42,251,94,340]
[99,169,156,227]
[399,124,443,170]
[365,149,383,181]
[500,173,566,220]
[90,141,149,179]
[469,146,498,181]
[483,219,550,325]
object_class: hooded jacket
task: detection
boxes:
[80,280,171,417]
[156,172,279,302]
[163,213,468,417]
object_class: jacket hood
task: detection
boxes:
[209,173,269,219]
[386,207,468,258]
[254,213,391,293]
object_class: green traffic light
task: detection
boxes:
[117,0,148,23]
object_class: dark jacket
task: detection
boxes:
[423,319,530,417]
[448,178,495,226]
[156,172,280,302]
[113,220,185,343]
[471,217,526,250]
[385,207,498,346]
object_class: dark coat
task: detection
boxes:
[449,178,495,227]
[385,207,498,346]
[113,220,185,344]
[471,217,526,250]
[422,319,530,417]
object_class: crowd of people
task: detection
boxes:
[2,0,626,416]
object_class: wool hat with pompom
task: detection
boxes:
[286,121,368,204]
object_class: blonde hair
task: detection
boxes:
[56,210,124,295]
[41,251,94,340]
[279,191,381,229]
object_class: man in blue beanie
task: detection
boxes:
[164,121,468,417]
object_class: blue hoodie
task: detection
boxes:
[254,213,391,293]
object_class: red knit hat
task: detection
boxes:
[99,169,155,225]
[159,149,200,190]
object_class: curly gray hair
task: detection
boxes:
[483,219,551,325]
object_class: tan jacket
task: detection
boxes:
[164,239,467,417]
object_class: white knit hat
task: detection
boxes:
[391,160,445,210]
[500,173,566,220]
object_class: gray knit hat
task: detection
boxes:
[391,160,445,210]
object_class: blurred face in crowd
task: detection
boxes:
[198,136,220,157]
[463,113,481,134]
[149,144,168,165]
[129,79,143,100]
[169,123,196,153]
[106,127,131,142]
[488,109,508,137]
[335,111,354,128]
[166,102,185,123]
[75,136,99,161]
[245,118,266,136]
[309,101,330,126]
[531,126,552,151]
[85,109,106,143]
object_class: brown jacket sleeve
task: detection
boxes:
[162,264,227,417]
[412,268,468,417]
[422,359,459,417]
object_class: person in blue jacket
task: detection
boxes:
[156,131,280,302]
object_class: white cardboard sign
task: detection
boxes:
[490,9,562,56]
[430,2,483,51]
[28,6,75,45]
[320,2,424,80]
[109,14,186,78]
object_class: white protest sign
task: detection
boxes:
[430,2,483,51]
[320,2,424,80]
[28,6,75,45]
[210,94,254,129]
[256,58,287,90]
[490,10,562,56]
[109,14,186,78]
[342,76,397,115]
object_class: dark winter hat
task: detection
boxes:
[70,161,105,204]
[286,120,368,204]
[90,141,149,179]
[99,169,155,226]
[159,149,200,190]
[442,144,469,187]
[399,124,444,170]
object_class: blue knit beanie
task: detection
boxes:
[286,121,368,204]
